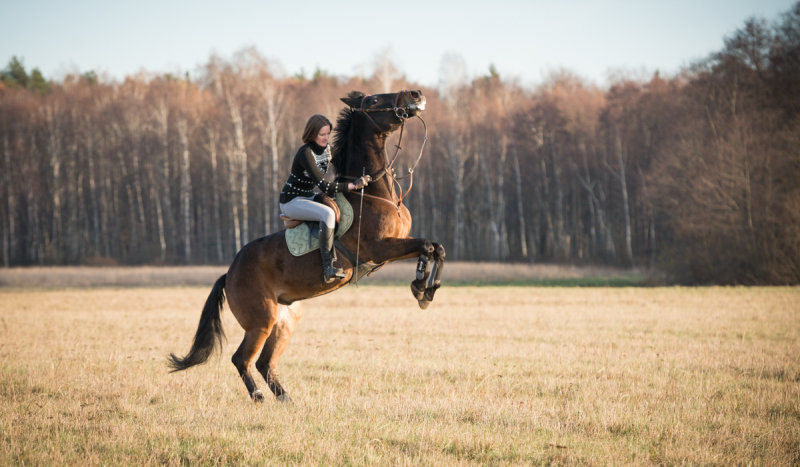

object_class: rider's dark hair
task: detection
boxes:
[302,114,332,144]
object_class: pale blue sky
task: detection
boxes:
[1,0,795,87]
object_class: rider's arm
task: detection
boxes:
[300,147,354,195]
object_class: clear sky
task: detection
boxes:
[1,0,795,88]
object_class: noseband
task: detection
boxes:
[356,90,421,129]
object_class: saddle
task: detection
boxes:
[280,193,341,229]
[283,193,353,257]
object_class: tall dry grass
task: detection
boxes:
[1,285,798,464]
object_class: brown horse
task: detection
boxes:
[169,90,445,402]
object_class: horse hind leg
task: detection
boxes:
[255,304,302,403]
[231,324,273,402]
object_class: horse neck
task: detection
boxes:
[347,121,396,199]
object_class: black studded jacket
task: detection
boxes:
[279,142,350,204]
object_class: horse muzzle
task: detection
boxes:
[406,96,426,114]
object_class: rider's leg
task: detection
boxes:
[279,197,343,282]
[319,222,345,283]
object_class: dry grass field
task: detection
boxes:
[0,261,646,287]
[1,268,798,464]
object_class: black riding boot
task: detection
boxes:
[319,223,345,283]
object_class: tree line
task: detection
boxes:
[2,3,798,284]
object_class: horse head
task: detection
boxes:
[333,90,426,180]
[340,90,426,132]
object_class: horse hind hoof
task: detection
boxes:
[276,393,293,404]
[417,299,431,310]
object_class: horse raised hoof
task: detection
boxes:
[424,282,441,303]
[416,282,441,310]
[410,281,426,301]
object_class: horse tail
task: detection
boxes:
[168,274,227,372]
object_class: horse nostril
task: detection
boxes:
[410,91,419,99]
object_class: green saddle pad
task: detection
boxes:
[285,193,354,256]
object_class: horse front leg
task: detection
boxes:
[419,243,445,308]
[362,237,442,309]
[410,252,432,307]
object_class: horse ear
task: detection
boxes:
[341,91,365,108]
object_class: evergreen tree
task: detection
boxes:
[2,56,29,88]
[29,68,49,94]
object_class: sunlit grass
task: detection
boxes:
[1,285,798,464]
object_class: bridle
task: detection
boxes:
[348,90,429,212]
[357,90,423,130]
[348,90,429,285]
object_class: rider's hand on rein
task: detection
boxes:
[351,175,371,191]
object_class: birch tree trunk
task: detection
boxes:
[413,169,426,237]
[26,183,42,263]
[44,104,63,262]
[2,133,13,267]
[85,118,101,257]
[550,137,566,259]
[100,153,112,258]
[152,182,166,261]
[97,132,112,258]
[258,130,270,236]
[227,99,248,246]
[225,140,242,250]
[446,139,466,259]
[154,100,171,262]
[178,118,192,263]
[638,166,657,267]
[511,145,528,259]
[595,184,617,260]
[115,148,138,255]
[614,128,634,264]
[25,135,43,263]
[496,136,509,260]
[261,80,285,234]
[578,141,597,257]
[539,156,554,259]
[427,165,438,240]
[206,128,224,262]
[477,150,498,259]
[65,123,80,262]
[579,138,618,260]
[124,113,147,242]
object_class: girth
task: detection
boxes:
[334,238,385,284]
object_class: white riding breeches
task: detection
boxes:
[280,196,336,229]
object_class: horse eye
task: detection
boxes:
[372,97,379,104]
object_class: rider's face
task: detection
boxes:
[315,125,331,147]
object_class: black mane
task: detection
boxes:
[331,106,354,176]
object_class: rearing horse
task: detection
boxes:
[169,90,445,402]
